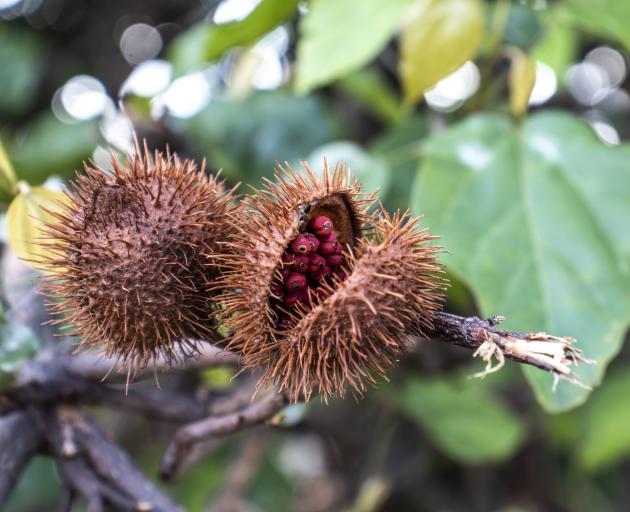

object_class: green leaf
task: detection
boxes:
[169,0,299,75]
[6,185,66,270]
[386,374,525,464]
[400,0,484,105]
[6,113,99,184]
[560,0,630,53]
[307,141,390,197]
[295,0,413,93]
[577,370,630,471]
[0,25,43,116]
[411,111,630,411]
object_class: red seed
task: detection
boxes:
[294,255,310,272]
[326,254,343,267]
[305,233,320,253]
[309,215,333,236]
[283,253,295,265]
[283,292,302,307]
[320,241,341,255]
[291,234,312,255]
[285,272,307,291]
[310,265,331,282]
[308,254,326,273]
[317,231,337,243]
[271,283,283,297]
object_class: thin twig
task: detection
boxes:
[160,391,287,481]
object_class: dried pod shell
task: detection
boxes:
[217,161,374,358]
[247,210,446,402]
[218,161,445,402]
[41,143,237,372]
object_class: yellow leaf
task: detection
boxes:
[400,0,485,105]
[7,184,66,271]
[0,137,17,195]
[509,48,536,117]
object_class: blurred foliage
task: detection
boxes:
[0,320,39,378]
[6,114,99,184]
[171,90,338,184]
[169,0,300,76]
[383,371,525,463]
[4,0,630,509]
[5,457,60,511]
[559,0,630,54]
[0,24,43,117]
[295,0,412,93]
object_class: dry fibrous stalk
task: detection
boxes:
[41,142,238,374]
[218,161,446,402]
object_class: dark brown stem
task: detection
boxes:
[430,312,588,384]
[45,406,183,512]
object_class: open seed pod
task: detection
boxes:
[41,143,238,373]
[218,161,446,402]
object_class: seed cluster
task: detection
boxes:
[272,215,347,330]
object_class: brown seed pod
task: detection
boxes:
[41,143,237,373]
[218,161,445,402]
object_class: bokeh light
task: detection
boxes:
[156,70,215,118]
[120,23,163,65]
[213,0,261,24]
[566,46,628,107]
[52,75,109,123]
[120,59,172,98]
[424,61,481,112]
[529,61,557,106]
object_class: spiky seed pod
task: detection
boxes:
[218,160,373,353]
[41,143,237,372]
[258,210,445,401]
[218,161,445,402]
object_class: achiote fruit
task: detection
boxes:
[218,161,446,402]
[41,143,237,373]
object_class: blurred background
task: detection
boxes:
[2,0,630,510]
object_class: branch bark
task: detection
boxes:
[0,410,42,507]
[160,391,287,481]
[45,406,183,512]
[430,312,588,385]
